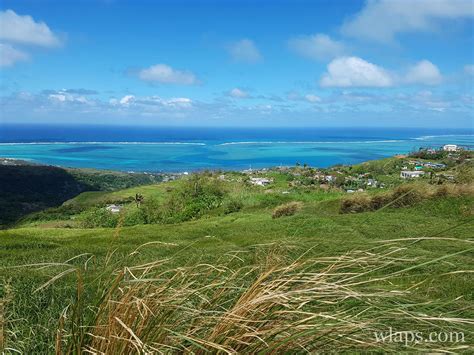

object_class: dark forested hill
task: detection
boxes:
[0,162,161,226]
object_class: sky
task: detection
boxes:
[0,0,473,128]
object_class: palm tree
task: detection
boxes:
[134,193,144,207]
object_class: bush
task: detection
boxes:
[390,184,426,208]
[123,207,147,226]
[136,174,227,225]
[340,194,371,214]
[223,199,243,214]
[340,183,474,214]
[78,207,119,228]
[139,197,162,224]
[456,166,474,184]
[272,202,302,219]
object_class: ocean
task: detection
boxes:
[0,125,473,172]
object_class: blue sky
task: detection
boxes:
[0,0,473,127]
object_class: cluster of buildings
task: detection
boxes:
[399,144,460,179]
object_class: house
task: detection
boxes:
[324,175,335,182]
[423,162,446,169]
[106,204,123,213]
[443,144,458,152]
[367,178,378,187]
[250,177,272,186]
[400,171,425,179]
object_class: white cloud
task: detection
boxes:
[229,88,249,98]
[49,94,66,102]
[114,95,192,108]
[320,56,393,88]
[305,94,322,103]
[404,60,442,85]
[286,91,322,103]
[0,43,28,67]
[288,34,345,60]
[138,64,197,85]
[464,64,474,75]
[48,91,90,104]
[119,95,135,105]
[341,0,474,42]
[412,90,449,111]
[227,39,262,63]
[162,97,192,107]
[0,9,61,47]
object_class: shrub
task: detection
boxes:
[137,174,227,225]
[139,197,163,224]
[272,201,302,219]
[78,207,119,228]
[369,194,390,210]
[340,194,371,214]
[390,184,426,208]
[340,182,474,214]
[223,199,244,214]
[123,207,146,226]
[456,166,474,184]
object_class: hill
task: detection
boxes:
[0,161,163,227]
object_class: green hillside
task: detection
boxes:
[0,152,473,353]
[0,163,163,227]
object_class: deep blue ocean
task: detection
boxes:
[0,124,473,172]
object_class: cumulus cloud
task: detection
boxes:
[228,88,249,98]
[320,56,393,88]
[0,9,61,47]
[227,39,262,63]
[0,43,28,67]
[341,0,474,42]
[404,60,442,85]
[119,95,135,105]
[113,95,193,108]
[47,89,90,104]
[288,34,346,60]
[138,64,198,85]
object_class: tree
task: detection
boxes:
[135,193,144,207]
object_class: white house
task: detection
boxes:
[324,175,335,182]
[250,177,272,186]
[106,204,123,213]
[367,178,378,187]
[443,144,458,152]
[400,171,425,179]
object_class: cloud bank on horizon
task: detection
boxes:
[0,0,473,127]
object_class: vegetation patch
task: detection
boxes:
[340,183,474,214]
[272,201,302,218]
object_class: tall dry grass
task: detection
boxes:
[340,182,474,214]
[41,243,474,353]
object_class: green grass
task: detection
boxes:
[0,170,473,352]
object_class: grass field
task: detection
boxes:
[0,163,473,353]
